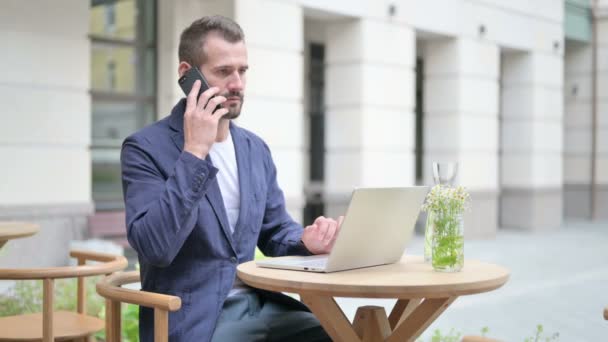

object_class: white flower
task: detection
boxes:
[421,184,471,214]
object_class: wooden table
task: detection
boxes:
[238,255,509,342]
[0,222,39,249]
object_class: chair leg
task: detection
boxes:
[155,309,169,342]
[106,299,122,342]
[42,279,54,342]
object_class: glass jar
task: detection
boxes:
[430,211,464,272]
[424,210,435,263]
[424,161,458,264]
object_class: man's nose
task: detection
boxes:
[227,72,243,91]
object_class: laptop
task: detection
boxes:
[256,186,428,273]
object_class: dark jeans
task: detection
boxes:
[210,291,331,342]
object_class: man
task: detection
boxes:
[121,15,339,342]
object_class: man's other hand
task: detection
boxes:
[301,215,344,255]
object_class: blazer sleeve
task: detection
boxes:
[256,142,312,257]
[121,135,218,267]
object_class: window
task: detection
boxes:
[90,0,157,210]
[104,4,116,32]
[415,57,424,184]
[304,43,326,224]
[107,60,116,89]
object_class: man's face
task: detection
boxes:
[199,32,248,120]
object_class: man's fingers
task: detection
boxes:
[316,220,329,241]
[303,224,316,233]
[303,216,345,254]
[186,80,201,112]
[324,221,337,245]
[303,224,317,237]
[196,87,221,112]
[313,216,326,226]
[313,216,339,245]
[205,95,227,114]
[213,108,230,119]
[301,224,316,249]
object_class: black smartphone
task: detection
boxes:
[178,67,215,101]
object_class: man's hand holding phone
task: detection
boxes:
[183,80,229,159]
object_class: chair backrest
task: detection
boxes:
[96,270,182,342]
[0,250,127,342]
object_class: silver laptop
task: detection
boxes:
[256,186,428,273]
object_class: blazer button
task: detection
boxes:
[230,257,237,264]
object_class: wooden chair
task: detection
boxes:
[96,271,181,342]
[0,250,127,342]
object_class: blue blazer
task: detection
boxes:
[121,99,311,341]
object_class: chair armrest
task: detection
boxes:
[96,271,181,312]
[70,250,125,263]
[0,251,127,280]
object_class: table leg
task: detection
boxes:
[300,294,362,342]
[301,295,457,342]
[353,306,391,342]
[387,296,457,342]
[388,298,422,329]
[0,241,6,249]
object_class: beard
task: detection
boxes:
[220,90,244,120]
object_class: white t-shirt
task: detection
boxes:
[208,132,249,296]
[209,132,240,234]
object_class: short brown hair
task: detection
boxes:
[178,15,245,67]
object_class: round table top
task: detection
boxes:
[237,255,510,298]
[0,222,39,241]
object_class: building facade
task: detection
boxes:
[1,0,606,267]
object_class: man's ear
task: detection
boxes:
[178,61,192,78]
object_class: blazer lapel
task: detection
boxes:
[170,131,185,154]
[169,99,186,153]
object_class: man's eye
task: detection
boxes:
[239,68,247,75]
[219,69,231,76]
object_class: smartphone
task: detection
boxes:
[178,67,218,105]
